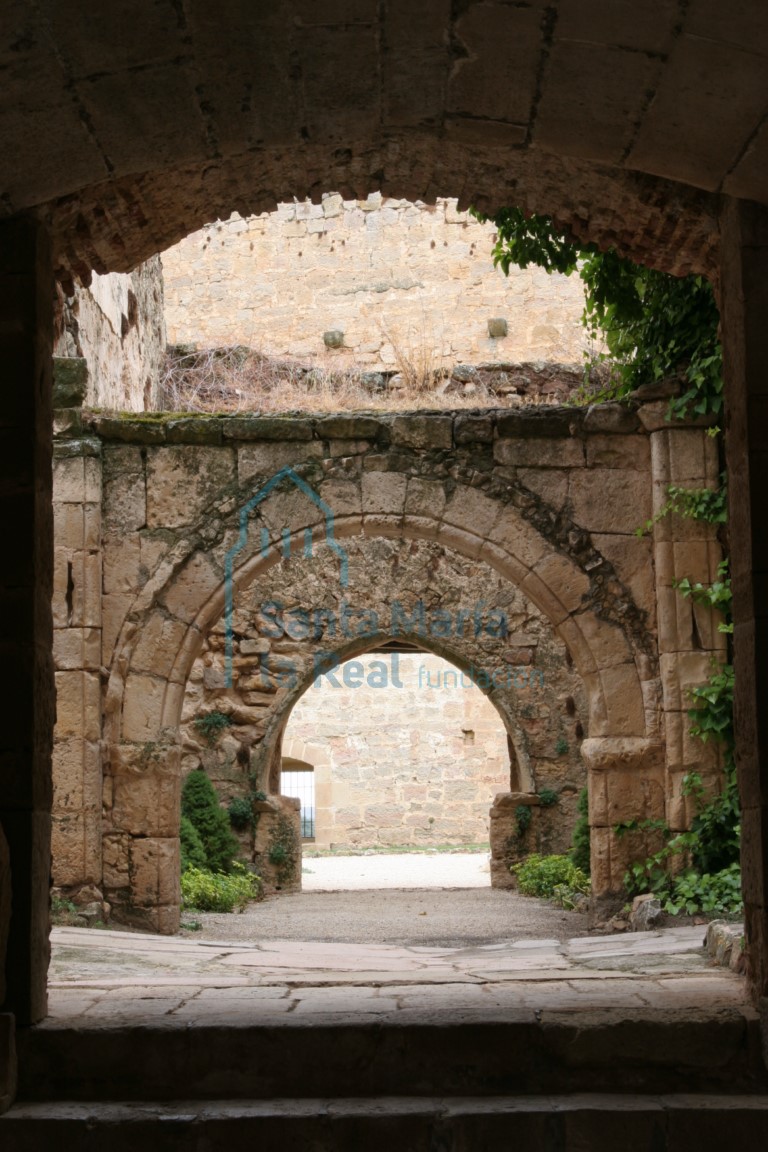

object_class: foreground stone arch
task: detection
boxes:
[5,3,768,1025]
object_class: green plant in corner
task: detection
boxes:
[554,737,569,756]
[537,788,558,807]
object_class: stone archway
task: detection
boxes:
[53,405,699,930]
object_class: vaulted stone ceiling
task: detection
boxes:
[3,2,766,280]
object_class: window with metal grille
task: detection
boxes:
[280,763,315,840]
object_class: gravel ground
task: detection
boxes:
[183,855,590,946]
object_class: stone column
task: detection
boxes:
[0,217,54,1026]
[641,406,726,833]
[51,420,103,899]
[720,197,768,1002]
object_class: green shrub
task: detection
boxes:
[181,863,262,913]
[513,853,590,903]
[228,796,254,831]
[181,768,240,873]
[571,787,591,874]
[662,862,742,918]
[180,815,207,871]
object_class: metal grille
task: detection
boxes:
[280,767,315,839]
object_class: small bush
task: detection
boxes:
[513,853,590,904]
[180,815,207,871]
[181,768,240,873]
[181,864,262,913]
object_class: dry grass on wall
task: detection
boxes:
[160,345,604,414]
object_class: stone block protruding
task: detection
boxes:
[323,329,344,349]
[391,414,453,450]
[497,408,581,438]
[583,402,640,434]
[52,357,88,408]
[487,317,508,338]
[316,414,386,440]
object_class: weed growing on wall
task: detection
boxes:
[193,710,232,746]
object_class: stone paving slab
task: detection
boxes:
[43,924,751,1028]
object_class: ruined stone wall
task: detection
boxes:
[161,195,589,370]
[54,256,166,411]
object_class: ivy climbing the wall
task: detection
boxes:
[625,483,739,916]
[471,206,723,420]
[476,205,739,915]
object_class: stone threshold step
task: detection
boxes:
[4,1095,768,1150]
[17,1010,768,1102]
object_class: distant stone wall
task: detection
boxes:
[161,195,588,370]
[282,652,511,849]
[54,256,166,411]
